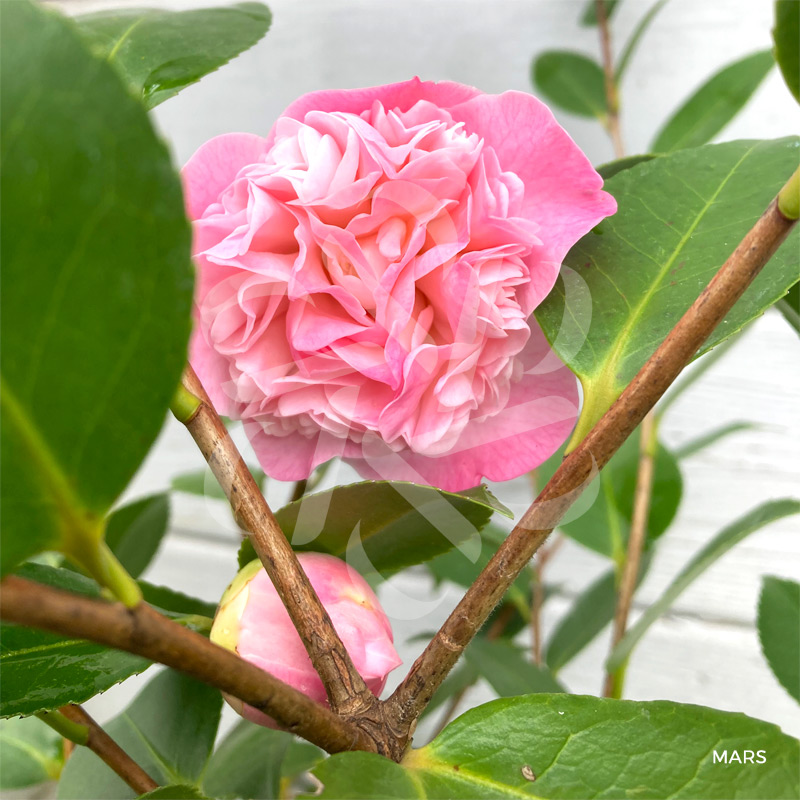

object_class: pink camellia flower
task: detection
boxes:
[210,552,401,725]
[184,79,616,491]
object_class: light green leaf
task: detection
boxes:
[545,553,652,673]
[608,499,800,671]
[464,638,564,696]
[596,153,656,179]
[580,0,620,26]
[74,3,271,109]
[0,0,193,577]
[532,51,607,119]
[616,0,670,80]
[139,787,210,800]
[203,721,290,800]
[652,51,774,153]
[0,564,150,719]
[311,695,800,798]
[238,481,511,575]
[773,0,800,103]
[58,670,222,800]
[0,716,62,790]
[758,575,800,704]
[106,495,169,579]
[536,138,800,445]
[674,421,759,459]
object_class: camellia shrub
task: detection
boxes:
[1,1,798,799]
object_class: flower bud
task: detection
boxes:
[211,552,401,726]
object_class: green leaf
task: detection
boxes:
[311,695,800,799]
[580,0,620,26]
[0,716,62,789]
[608,499,800,672]
[773,0,800,102]
[674,421,759,459]
[596,153,656,179]
[139,787,210,800]
[464,638,564,696]
[58,670,222,800]
[203,721,290,800]
[758,575,800,704]
[282,739,325,783]
[138,582,217,619]
[420,661,480,720]
[536,138,800,445]
[0,0,193,577]
[238,481,511,574]
[531,51,607,119]
[106,495,169,579]
[538,430,682,559]
[0,564,150,718]
[74,3,272,109]
[776,280,800,333]
[616,0,670,80]
[545,553,652,673]
[652,51,774,153]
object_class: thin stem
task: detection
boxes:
[602,411,658,698]
[59,705,159,795]
[175,367,374,721]
[595,0,624,158]
[531,536,563,665]
[386,177,798,741]
[36,710,89,746]
[0,576,372,755]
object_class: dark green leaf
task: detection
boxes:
[58,670,222,799]
[581,0,620,26]
[0,0,192,576]
[238,481,511,574]
[74,3,272,109]
[0,565,150,718]
[312,695,800,798]
[464,638,564,695]
[532,51,607,118]
[138,582,217,619]
[674,421,759,459]
[608,499,800,671]
[139,787,210,800]
[204,721,290,800]
[420,661,480,720]
[106,495,169,579]
[776,281,800,334]
[545,553,652,673]
[596,153,656,179]
[652,51,774,153]
[773,0,800,102]
[536,138,800,444]
[759,575,800,704]
[0,716,62,789]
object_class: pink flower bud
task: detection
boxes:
[211,552,401,726]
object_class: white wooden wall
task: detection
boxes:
[42,0,800,759]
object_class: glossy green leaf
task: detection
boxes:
[673,421,759,459]
[464,638,564,696]
[608,499,800,671]
[203,721,290,800]
[0,0,193,577]
[545,553,652,673]
[106,495,169,579]
[536,138,800,444]
[139,787,210,800]
[238,481,511,574]
[0,716,62,789]
[759,575,800,704]
[532,51,607,118]
[773,0,800,102]
[580,0,620,26]
[652,51,774,153]
[596,153,656,179]
[311,695,800,799]
[138,582,217,619]
[0,564,150,718]
[58,670,222,800]
[74,3,271,109]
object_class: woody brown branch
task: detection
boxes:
[59,704,159,795]
[177,366,375,719]
[0,576,372,755]
[386,187,797,739]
